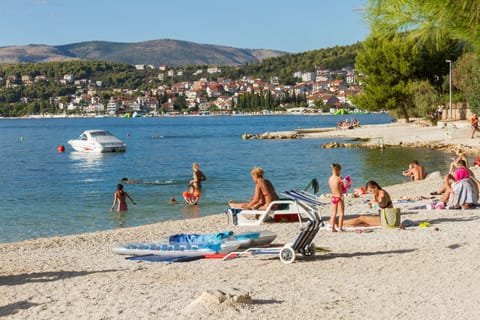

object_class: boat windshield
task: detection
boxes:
[90,131,113,138]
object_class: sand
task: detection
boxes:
[2,120,480,320]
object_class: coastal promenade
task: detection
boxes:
[2,120,480,319]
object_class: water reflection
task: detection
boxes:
[69,151,104,169]
[110,209,127,227]
[182,204,200,218]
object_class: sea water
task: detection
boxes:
[0,114,452,243]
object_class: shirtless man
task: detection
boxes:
[402,160,426,180]
[328,163,344,232]
[471,114,480,138]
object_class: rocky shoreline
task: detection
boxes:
[243,120,480,155]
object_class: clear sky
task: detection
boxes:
[0,0,370,53]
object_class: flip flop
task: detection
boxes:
[355,229,373,234]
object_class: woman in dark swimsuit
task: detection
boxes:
[343,180,393,227]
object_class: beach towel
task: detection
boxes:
[168,231,233,245]
[321,223,380,232]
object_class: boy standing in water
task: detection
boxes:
[110,184,136,211]
[328,163,344,232]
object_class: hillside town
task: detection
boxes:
[0,64,362,117]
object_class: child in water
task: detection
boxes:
[183,163,206,205]
[328,163,345,232]
[110,184,136,211]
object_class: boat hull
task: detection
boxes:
[68,140,126,153]
[67,130,126,153]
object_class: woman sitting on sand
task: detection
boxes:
[436,174,478,209]
[228,167,279,210]
[343,180,393,227]
[449,148,468,175]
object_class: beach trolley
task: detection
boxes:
[224,190,324,264]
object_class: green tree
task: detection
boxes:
[453,52,480,113]
[409,80,441,121]
[364,0,480,53]
[314,98,325,111]
[353,34,418,121]
[173,95,186,111]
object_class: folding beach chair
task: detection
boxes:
[223,190,323,264]
[283,189,324,207]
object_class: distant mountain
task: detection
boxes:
[0,45,78,63]
[0,39,287,66]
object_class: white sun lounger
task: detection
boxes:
[225,199,305,226]
[224,189,324,264]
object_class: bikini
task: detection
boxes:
[379,201,393,209]
[331,196,342,205]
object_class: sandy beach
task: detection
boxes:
[301,118,479,153]
[2,120,480,320]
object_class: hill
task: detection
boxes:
[0,39,287,66]
[0,45,78,63]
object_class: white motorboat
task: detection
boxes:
[68,130,126,153]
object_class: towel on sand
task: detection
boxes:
[321,223,380,232]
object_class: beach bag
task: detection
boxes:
[380,208,401,229]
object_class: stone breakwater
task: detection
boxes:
[243,125,478,156]
[241,128,333,140]
[318,141,476,154]
[242,132,300,140]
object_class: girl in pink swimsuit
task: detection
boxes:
[328,163,345,232]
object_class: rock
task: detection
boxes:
[183,290,252,315]
[322,142,340,148]
[425,171,442,180]
[188,290,252,307]
[242,132,298,140]
[198,290,228,304]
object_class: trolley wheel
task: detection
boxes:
[279,246,296,264]
[302,242,316,257]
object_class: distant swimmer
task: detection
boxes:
[121,177,175,185]
[122,177,138,184]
